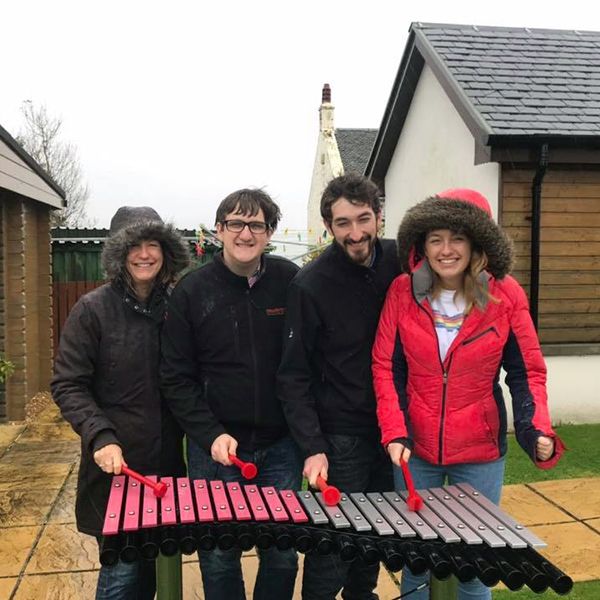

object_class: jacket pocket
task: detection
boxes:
[462,327,499,346]
[475,398,500,450]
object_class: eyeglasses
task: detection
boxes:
[222,220,269,234]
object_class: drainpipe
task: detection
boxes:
[530,143,549,330]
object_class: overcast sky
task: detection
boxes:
[2,1,599,232]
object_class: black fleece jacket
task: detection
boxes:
[278,239,400,458]
[160,252,299,453]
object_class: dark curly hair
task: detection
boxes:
[320,173,381,225]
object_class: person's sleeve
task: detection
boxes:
[50,299,119,453]
[372,278,412,448]
[277,281,328,458]
[502,279,565,469]
[159,284,225,452]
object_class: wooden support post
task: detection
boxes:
[156,552,182,600]
[430,575,458,600]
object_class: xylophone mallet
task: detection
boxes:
[228,454,258,479]
[316,475,341,506]
[399,459,424,511]
[121,465,167,498]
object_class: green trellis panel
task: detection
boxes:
[52,245,105,282]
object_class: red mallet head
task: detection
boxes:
[316,475,341,506]
[399,459,424,512]
[322,485,341,506]
[121,465,168,498]
[229,455,258,480]
[240,462,257,480]
[405,492,424,512]
[154,481,168,498]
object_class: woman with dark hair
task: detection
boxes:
[372,189,564,600]
[52,206,189,600]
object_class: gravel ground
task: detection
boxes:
[25,391,54,423]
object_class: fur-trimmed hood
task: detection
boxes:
[397,190,514,279]
[101,208,189,284]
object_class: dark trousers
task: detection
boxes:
[301,434,393,600]
[95,538,156,600]
[188,435,303,600]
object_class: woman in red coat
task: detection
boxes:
[372,189,564,600]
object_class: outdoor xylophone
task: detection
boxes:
[100,476,573,595]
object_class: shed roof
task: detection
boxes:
[0,123,66,204]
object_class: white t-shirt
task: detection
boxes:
[429,289,466,362]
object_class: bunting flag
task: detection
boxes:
[195,226,207,256]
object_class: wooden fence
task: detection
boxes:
[52,280,105,353]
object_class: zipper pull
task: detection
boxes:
[443,370,448,383]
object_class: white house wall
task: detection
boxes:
[307,131,343,245]
[502,355,600,429]
[383,64,499,238]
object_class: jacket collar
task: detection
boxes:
[112,279,167,322]
[213,251,266,288]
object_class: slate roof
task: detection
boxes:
[336,128,378,174]
[417,23,600,136]
[367,22,600,180]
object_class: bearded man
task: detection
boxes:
[278,173,401,600]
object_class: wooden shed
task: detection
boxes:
[0,123,65,421]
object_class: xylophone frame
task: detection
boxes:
[100,476,573,596]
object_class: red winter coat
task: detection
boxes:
[372,269,564,468]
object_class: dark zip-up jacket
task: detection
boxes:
[51,282,185,536]
[160,253,299,453]
[278,239,400,458]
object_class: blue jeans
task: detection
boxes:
[187,435,302,600]
[302,434,394,600]
[394,456,506,600]
[95,546,155,600]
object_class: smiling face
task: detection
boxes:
[325,197,381,266]
[125,240,164,293]
[424,229,472,290]
[216,206,273,276]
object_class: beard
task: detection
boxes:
[340,234,377,265]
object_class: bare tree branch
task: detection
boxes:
[16,101,93,227]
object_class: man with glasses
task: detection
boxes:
[278,174,400,600]
[160,188,302,600]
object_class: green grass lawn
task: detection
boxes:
[498,424,600,597]
[493,580,600,599]
[504,423,600,485]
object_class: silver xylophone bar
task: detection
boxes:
[99,476,573,595]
